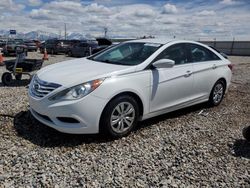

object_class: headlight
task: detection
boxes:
[49,78,105,101]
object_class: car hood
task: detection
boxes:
[37,58,136,87]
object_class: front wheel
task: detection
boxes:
[100,95,139,138]
[209,80,226,106]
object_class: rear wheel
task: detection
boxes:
[209,80,226,106]
[100,95,139,138]
[51,48,57,55]
[2,72,12,86]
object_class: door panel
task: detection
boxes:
[188,43,223,99]
[149,43,195,113]
[192,61,220,99]
[150,64,194,112]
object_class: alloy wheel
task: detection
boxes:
[213,83,224,104]
[110,102,135,134]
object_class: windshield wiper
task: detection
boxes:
[98,59,121,64]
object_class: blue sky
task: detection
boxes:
[0,0,250,39]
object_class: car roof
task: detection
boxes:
[125,38,200,45]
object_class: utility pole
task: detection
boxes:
[59,30,61,39]
[104,27,108,38]
[64,23,67,40]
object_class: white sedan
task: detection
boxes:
[28,39,232,138]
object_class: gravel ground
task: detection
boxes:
[0,52,249,187]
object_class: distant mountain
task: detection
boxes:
[0,30,90,40]
[67,32,86,40]
[0,30,11,37]
[0,29,133,40]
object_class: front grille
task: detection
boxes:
[31,76,61,98]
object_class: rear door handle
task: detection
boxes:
[184,70,192,77]
[212,64,217,69]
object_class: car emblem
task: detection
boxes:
[34,83,40,91]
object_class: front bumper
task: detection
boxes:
[29,93,107,134]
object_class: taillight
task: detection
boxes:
[228,64,234,71]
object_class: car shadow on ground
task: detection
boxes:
[0,79,30,87]
[231,139,250,159]
[13,103,210,147]
[136,103,209,131]
[13,111,115,147]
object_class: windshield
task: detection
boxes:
[89,42,161,66]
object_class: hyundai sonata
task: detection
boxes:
[28,39,232,138]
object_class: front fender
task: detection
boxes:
[91,70,151,115]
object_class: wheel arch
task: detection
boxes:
[217,77,227,89]
[210,77,227,95]
[99,91,144,126]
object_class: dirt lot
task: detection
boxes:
[0,52,249,187]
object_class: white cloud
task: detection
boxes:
[44,1,83,13]
[162,3,178,14]
[220,0,236,5]
[0,0,25,11]
[30,9,54,20]
[134,8,156,17]
[0,0,250,40]
[196,10,216,16]
[28,0,42,6]
[86,3,111,14]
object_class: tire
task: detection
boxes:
[209,80,226,106]
[242,126,250,142]
[15,74,22,81]
[68,51,73,57]
[100,95,139,138]
[2,72,12,86]
[51,49,57,55]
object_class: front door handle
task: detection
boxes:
[212,64,217,69]
[184,70,192,77]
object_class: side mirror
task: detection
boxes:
[152,59,175,69]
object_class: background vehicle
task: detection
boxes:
[3,40,27,56]
[39,39,72,54]
[68,38,113,57]
[0,40,6,48]
[2,46,43,85]
[29,39,232,138]
[68,41,98,57]
[24,40,38,51]
[93,38,112,54]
